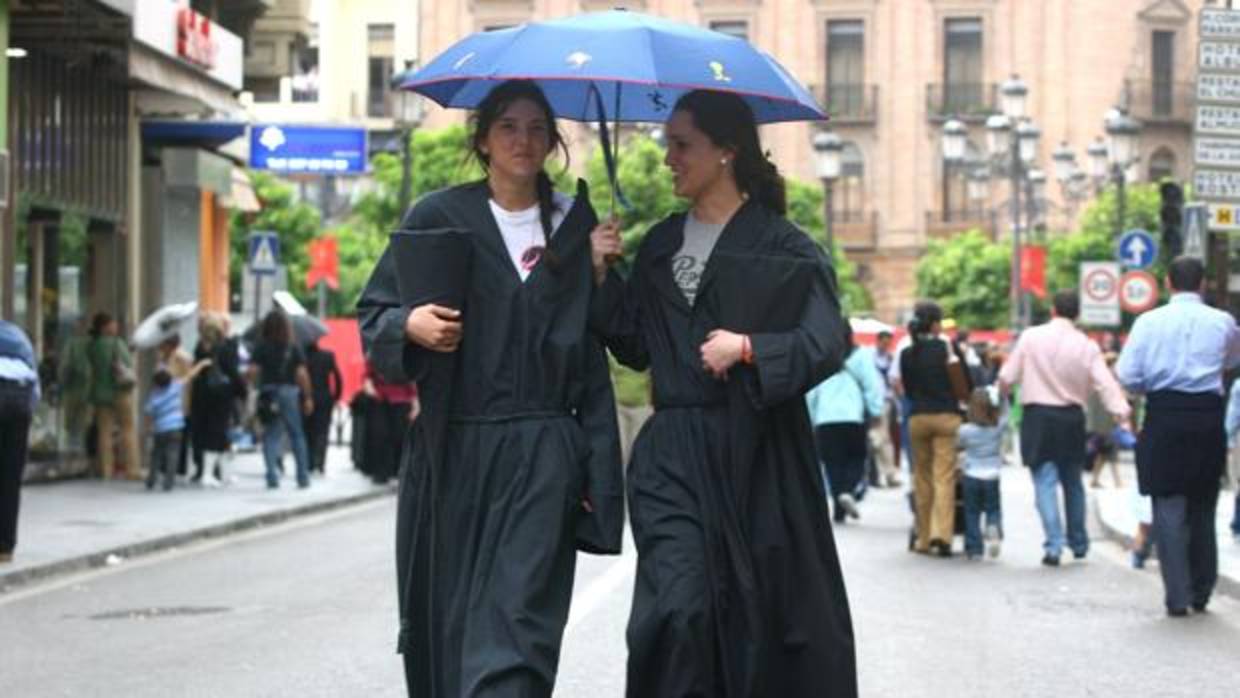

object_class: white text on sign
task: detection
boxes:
[1195,169,1240,199]
[1195,138,1240,167]
[1199,73,1240,103]
[1198,104,1240,134]
[1202,8,1240,39]
[1201,41,1240,71]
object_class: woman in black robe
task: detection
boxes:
[357,80,624,698]
[590,90,857,697]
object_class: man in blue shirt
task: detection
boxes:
[1116,257,1240,616]
[0,320,39,564]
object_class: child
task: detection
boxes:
[957,387,1007,560]
[144,360,209,491]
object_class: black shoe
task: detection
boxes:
[1041,554,1060,567]
[930,539,952,558]
[1073,550,1088,561]
[1192,602,1209,613]
[1167,607,1189,618]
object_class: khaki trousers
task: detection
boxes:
[96,392,138,479]
[909,412,962,550]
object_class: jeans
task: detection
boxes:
[1031,461,1088,558]
[961,476,1002,556]
[147,431,181,490]
[0,382,32,555]
[260,384,311,488]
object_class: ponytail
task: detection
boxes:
[738,153,786,216]
[535,170,560,269]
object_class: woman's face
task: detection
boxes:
[663,109,734,202]
[480,98,553,186]
[103,320,118,337]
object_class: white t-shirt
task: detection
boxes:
[488,193,573,281]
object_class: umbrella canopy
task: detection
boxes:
[849,317,893,335]
[242,311,328,350]
[399,10,824,125]
[133,301,198,350]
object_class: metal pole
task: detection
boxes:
[398,126,413,221]
[1010,133,1023,332]
[824,178,835,254]
[1114,163,1126,240]
[253,273,262,325]
[317,279,327,318]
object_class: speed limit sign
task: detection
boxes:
[1080,262,1120,326]
[1119,270,1159,314]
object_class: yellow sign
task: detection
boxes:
[1208,202,1240,231]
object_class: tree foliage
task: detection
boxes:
[229,171,322,312]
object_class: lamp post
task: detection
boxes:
[391,59,425,219]
[812,130,844,251]
[1104,109,1142,240]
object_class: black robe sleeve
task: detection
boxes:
[573,337,625,554]
[589,262,651,371]
[744,234,848,408]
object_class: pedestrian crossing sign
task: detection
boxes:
[248,232,280,276]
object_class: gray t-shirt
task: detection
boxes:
[671,213,726,305]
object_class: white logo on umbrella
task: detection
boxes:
[566,51,592,69]
[710,61,732,82]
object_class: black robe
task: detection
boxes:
[357,179,624,698]
[590,202,857,698]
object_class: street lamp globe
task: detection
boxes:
[967,166,991,202]
[941,119,968,162]
[812,130,844,180]
[1052,141,1077,182]
[1029,168,1047,202]
[986,114,1011,159]
[999,75,1029,120]
[1087,137,1109,179]
[391,60,425,128]
[1017,121,1041,165]
[1105,110,1142,167]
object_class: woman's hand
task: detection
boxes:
[405,304,462,352]
[590,219,623,285]
[700,329,746,379]
[301,395,314,416]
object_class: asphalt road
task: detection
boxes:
[3,473,1238,698]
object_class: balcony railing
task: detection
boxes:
[828,210,879,250]
[811,83,879,125]
[926,82,998,122]
[924,208,996,240]
[1119,79,1194,127]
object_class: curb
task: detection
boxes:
[0,486,395,594]
[1091,492,1240,603]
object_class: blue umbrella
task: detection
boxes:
[400,10,825,125]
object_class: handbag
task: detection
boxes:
[111,341,136,391]
[256,387,280,425]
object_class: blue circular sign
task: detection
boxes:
[1117,228,1158,270]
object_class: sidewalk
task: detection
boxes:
[1091,458,1240,600]
[1,443,394,592]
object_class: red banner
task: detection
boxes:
[306,236,340,290]
[1020,245,1046,299]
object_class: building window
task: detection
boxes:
[943,18,983,114]
[484,24,515,32]
[1149,147,1176,182]
[367,23,395,118]
[709,20,749,41]
[1152,30,1175,117]
[826,21,864,118]
[834,142,865,221]
[292,23,320,103]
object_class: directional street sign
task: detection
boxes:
[1202,7,1240,39]
[1196,7,1240,209]
[1198,73,1240,103]
[1120,270,1160,314]
[1117,228,1157,269]
[1184,203,1208,261]
[1080,261,1121,327]
[1197,104,1240,135]
[1208,202,1240,231]
[248,232,280,276]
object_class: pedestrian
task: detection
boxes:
[303,338,342,475]
[247,309,314,490]
[1226,374,1240,543]
[999,291,1130,566]
[897,300,969,557]
[0,320,39,564]
[957,387,1006,560]
[1116,256,1240,615]
[190,312,245,486]
[590,89,856,697]
[86,312,139,480]
[807,326,885,522]
[155,333,193,477]
[359,362,413,485]
[1085,390,1123,489]
[872,330,902,487]
[142,363,206,491]
[57,318,93,449]
[357,80,624,698]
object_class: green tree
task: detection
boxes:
[1046,181,1162,294]
[915,229,1012,329]
[230,171,322,312]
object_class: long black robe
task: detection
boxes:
[590,201,857,698]
[357,179,624,698]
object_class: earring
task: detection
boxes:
[720,158,729,166]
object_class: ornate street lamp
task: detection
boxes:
[1017,121,1041,165]
[812,130,845,250]
[941,119,968,162]
[391,59,426,217]
[1000,75,1029,120]
[1103,108,1143,239]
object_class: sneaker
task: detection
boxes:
[201,474,221,488]
[837,493,861,520]
[1131,550,1147,569]
[985,524,1002,559]
[1041,554,1060,567]
[965,552,982,561]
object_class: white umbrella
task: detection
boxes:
[849,316,892,335]
[133,301,198,349]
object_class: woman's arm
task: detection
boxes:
[573,338,624,554]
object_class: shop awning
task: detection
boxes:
[141,120,248,149]
[222,168,261,213]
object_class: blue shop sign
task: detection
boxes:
[249,124,368,174]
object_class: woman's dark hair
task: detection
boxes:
[470,80,568,265]
[672,90,786,215]
[908,300,944,342]
[260,309,292,346]
[90,312,113,338]
[153,369,172,389]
